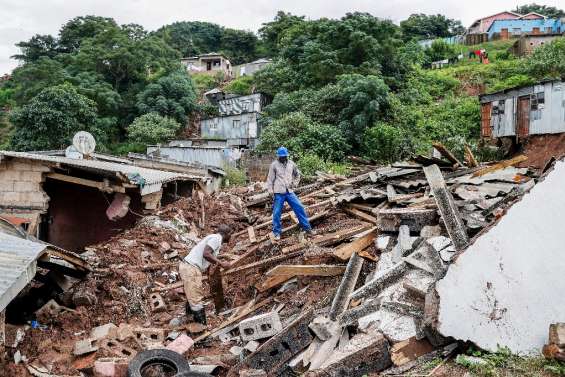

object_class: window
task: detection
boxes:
[512,28,522,35]
[210,120,218,130]
[531,92,545,110]
[233,119,241,128]
[213,60,221,67]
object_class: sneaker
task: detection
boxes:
[305,229,317,238]
[272,233,281,241]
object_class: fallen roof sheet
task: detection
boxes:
[0,151,201,195]
[0,232,47,312]
[436,159,565,354]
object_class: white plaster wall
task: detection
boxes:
[437,160,565,354]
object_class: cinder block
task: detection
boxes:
[30,163,51,172]
[239,312,283,341]
[0,181,14,192]
[90,323,118,341]
[10,161,32,171]
[13,181,39,193]
[20,171,44,182]
[73,338,99,356]
[133,328,165,346]
[149,293,166,313]
[99,339,137,359]
[0,170,21,181]
[21,192,48,204]
[94,357,129,377]
[0,192,21,203]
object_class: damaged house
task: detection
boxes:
[0,151,205,251]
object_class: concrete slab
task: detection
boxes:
[437,160,565,354]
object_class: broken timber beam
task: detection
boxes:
[329,253,364,321]
[247,226,257,244]
[464,145,478,168]
[333,228,377,261]
[256,265,346,292]
[471,155,527,178]
[432,142,462,167]
[224,250,305,276]
[46,172,126,193]
[209,266,225,313]
[423,165,469,250]
[282,223,373,253]
[343,207,378,225]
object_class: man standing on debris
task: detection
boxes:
[179,224,233,325]
[266,146,314,241]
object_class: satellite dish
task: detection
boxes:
[65,145,83,160]
[72,131,96,156]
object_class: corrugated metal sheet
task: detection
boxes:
[201,112,260,141]
[0,232,46,312]
[0,151,199,195]
[147,146,236,169]
[218,93,267,116]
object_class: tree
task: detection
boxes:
[527,37,565,79]
[220,28,259,65]
[425,40,458,62]
[400,14,465,40]
[126,112,180,144]
[58,15,118,53]
[136,70,197,124]
[154,21,224,58]
[258,11,306,56]
[12,35,60,63]
[10,85,98,151]
[514,3,565,18]
[10,57,68,104]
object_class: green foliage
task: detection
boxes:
[10,85,98,151]
[425,40,459,62]
[258,11,306,56]
[12,35,60,63]
[191,73,220,93]
[223,166,247,187]
[136,70,197,124]
[400,14,465,40]
[58,16,119,53]
[257,112,349,161]
[295,154,351,178]
[526,37,565,80]
[362,123,412,163]
[224,75,255,95]
[514,3,565,18]
[126,112,180,145]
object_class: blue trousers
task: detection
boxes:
[272,192,311,236]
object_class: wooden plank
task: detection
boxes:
[46,173,125,193]
[247,226,257,244]
[266,264,346,277]
[333,229,377,261]
[471,155,527,178]
[224,250,305,276]
[193,298,271,343]
[255,274,295,292]
[282,223,373,253]
[390,337,435,367]
[347,203,375,212]
[343,207,378,225]
[229,242,264,269]
[464,144,478,168]
[432,142,462,167]
[209,266,225,313]
[290,212,299,224]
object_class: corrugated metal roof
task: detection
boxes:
[0,232,47,312]
[0,151,202,195]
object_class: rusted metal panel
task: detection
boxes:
[481,103,493,138]
[517,96,530,138]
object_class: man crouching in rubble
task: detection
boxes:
[266,146,314,241]
[179,224,233,325]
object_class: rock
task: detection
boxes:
[159,241,171,252]
[35,299,62,321]
[90,323,117,341]
[164,251,179,260]
[186,322,207,334]
[169,317,185,328]
[167,331,180,340]
[230,345,244,356]
[166,334,194,355]
[118,239,136,248]
[244,340,260,353]
[73,290,98,307]
[277,278,298,294]
[171,242,186,250]
[14,350,22,364]
[239,369,267,377]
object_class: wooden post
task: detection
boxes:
[209,266,225,313]
[0,310,5,347]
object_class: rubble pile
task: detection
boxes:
[1,150,553,377]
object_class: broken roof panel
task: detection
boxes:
[0,232,47,312]
[0,151,201,195]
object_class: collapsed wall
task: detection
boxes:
[436,159,565,354]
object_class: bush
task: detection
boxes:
[127,112,180,145]
[224,75,255,95]
[527,37,565,79]
[223,166,247,187]
[362,122,412,163]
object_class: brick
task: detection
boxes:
[0,181,14,192]
[149,293,166,313]
[239,312,283,341]
[94,357,128,377]
[166,334,194,355]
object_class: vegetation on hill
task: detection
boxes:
[0,5,564,165]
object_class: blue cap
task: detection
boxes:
[276,146,289,157]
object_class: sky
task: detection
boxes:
[1,0,564,75]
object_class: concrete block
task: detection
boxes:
[166,333,194,355]
[13,181,39,193]
[1,192,20,203]
[115,323,135,341]
[94,357,128,377]
[133,327,165,345]
[0,170,21,181]
[149,293,166,313]
[309,316,340,341]
[10,161,32,171]
[239,312,283,341]
[99,339,136,359]
[20,171,44,182]
[90,323,118,341]
[73,338,99,356]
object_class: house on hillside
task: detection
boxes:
[480,79,565,141]
[466,11,524,44]
[233,58,272,78]
[487,18,563,40]
[511,33,563,56]
[181,53,233,78]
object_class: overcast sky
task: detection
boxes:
[1,0,564,74]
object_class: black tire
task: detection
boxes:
[127,349,192,377]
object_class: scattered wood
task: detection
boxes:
[432,142,462,167]
[390,337,435,367]
[464,144,478,168]
[471,155,528,178]
[224,250,306,276]
[209,266,225,313]
[247,226,257,244]
[256,264,346,292]
[343,207,378,225]
[282,223,373,253]
[333,228,377,261]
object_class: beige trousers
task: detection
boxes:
[178,262,204,311]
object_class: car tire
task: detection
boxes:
[127,349,191,377]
